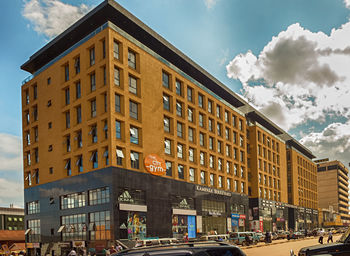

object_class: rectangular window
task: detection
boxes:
[175,80,182,96]
[90,125,97,143]
[89,187,110,205]
[199,132,205,147]
[166,161,172,177]
[130,151,139,169]
[128,50,136,69]
[33,85,37,99]
[218,176,223,188]
[129,76,137,95]
[91,99,97,118]
[177,122,183,138]
[178,164,184,179]
[103,93,107,113]
[209,137,214,150]
[199,113,204,127]
[129,101,138,119]
[33,105,38,121]
[77,155,83,172]
[189,148,194,162]
[27,219,40,243]
[130,126,139,144]
[90,47,95,66]
[115,94,121,113]
[90,73,96,92]
[210,174,214,186]
[103,66,106,85]
[91,151,98,169]
[65,88,70,105]
[60,192,86,209]
[198,94,203,108]
[225,111,229,123]
[200,171,206,184]
[89,211,111,241]
[162,71,170,89]
[208,100,213,113]
[163,94,170,111]
[114,40,120,59]
[27,201,40,215]
[75,81,81,99]
[176,101,183,117]
[188,127,194,142]
[218,158,222,171]
[188,107,193,122]
[217,140,222,153]
[217,123,222,136]
[34,126,38,142]
[65,111,70,129]
[114,67,120,86]
[216,105,221,118]
[164,139,171,154]
[187,87,193,102]
[102,39,106,59]
[200,152,205,166]
[189,168,195,182]
[116,147,124,165]
[177,144,183,159]
[225,128,230,140]
[164,117,170,132]
[115,120,121,139]
[74,57,80,74]
[226,161,231,174]
[65,159,71,176]
[209,155,214,168]
[77,131,82,148]
[64,64,69,81]
[25,89,29,104]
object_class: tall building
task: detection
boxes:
[317,160,350,225]
[0,207,25,230]
[20,0,317,254]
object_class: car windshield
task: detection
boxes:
[338,228,350,243]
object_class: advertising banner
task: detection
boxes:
[187,216,196,238]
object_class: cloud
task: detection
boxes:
[22,0,93,39]
[204,0,218,9]
[344,0,350,9]
[226,22,350,131]
[300,121,350,166]
[0,133,22,172]
[0,178,24,208]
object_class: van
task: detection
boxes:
[229,232,259,245]
[199,234,231,243]
[135,238,179,247]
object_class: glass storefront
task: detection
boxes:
[202,200,227,234]
[127,211,146,240]
[172,215,196,238]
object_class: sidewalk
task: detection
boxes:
[241,236,316,249]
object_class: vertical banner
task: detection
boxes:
[227,217,232,232]
[196,216,202,233]
[187,216,196,238]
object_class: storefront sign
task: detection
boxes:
[26,243,40,249]
[118,190,135,203]
[72,241,85,248]
[231,214,240,218]
[195,185,232,197]
[144,154,166,176]
[188,216,196,238]
[58,242,71,247]
[239,214,246,219]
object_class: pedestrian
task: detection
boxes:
[318,230,324,244]
[327,231,333,243]
[116,244,123,252]
[68,248,77,256]
[109,246,117,254]
[183,232,189,242]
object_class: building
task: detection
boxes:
[318,208,343,228]
[317,160,350,225]
[20,0,317,254]
[0,206,25,230]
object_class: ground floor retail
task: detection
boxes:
[24,167,249,256]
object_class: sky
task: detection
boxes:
[1,0,350,208]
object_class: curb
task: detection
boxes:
[241,236,317,249]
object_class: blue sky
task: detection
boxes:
[1,0,350,207]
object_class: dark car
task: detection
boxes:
[113,241,246,256]
[291,227,350,256]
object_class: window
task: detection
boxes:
[65,159,71,176]
[200,171,206,184]
[27,219,40,242]
[74,57,80,74]
[227,179,231,190]
[115,120,121,139]
[129,76,137,95]
[234,180,238,192]
[226,161,231,174]
[114,40,120,59]
[90,125,97,143]
[65,111,70,129]
[91,151,98,169]
[163,94,170,111]
[177,144,183,159]
[208,119,213,132]
[241,182,245,193]
[208,100,212,113]
[177,122,183,138]
[162,71,170,89]
[178,164,184,179]
[240,135,244,147]
[188,127,194,142]
[188,107,193,122]
[200,152,205,165]
[91,99,96,118]
[77,155,83,172]
[226,145,230,157]
[239,119,243,131]
[64,64,69,81]
[89,211,111,241]
[225,111,229,123]
[209,155,214,168]
[90,73,96,92]
[90,47,95,66]
[187,87,193,102]
[166,161,172,177]
[27,201,40,215]
[217,140,222,153]
[128,50,136,69]
[65,88,70,105]
[199,132,205,147]
[25,131,30,146]
[234,164,238,176]
[164,117,170,132]
[164,139,171,154]
[115,94,121,113]
[34,127,38,142]
[217,123,222,136]
[225,128,230,140]
[33,105,38,121]
[241,166,245,178]
[218,176,223,188]
[116,147,124,165]
[114,67,120,86]
[198,94,203,108]
[216,105,221,118]
[25,89,29,104]
[76,131,82,148]
[129,101,138,119]
[199,113,204,127]
[65,136,70,152]
[175,80,182,96]
[240,151,244,162]
[89,187,110,205]
[130,126,139,144]
[209,137,214,150]
[103,66,106,85]
[218,158,222,171]
[47,77,51,85]
[102,39,106,59]
[103,93,107,113]
[188,148,194,162]
[176,101,183,117]
[189,168,195,182]
[130,151,139,169]
[210,173,214,186]
[75,81,81,99]
[60,192,86,209]
[104,147,109,165]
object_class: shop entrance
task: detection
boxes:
[202,216,226,235]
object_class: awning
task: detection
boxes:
[57,225,65,233]
[24,229,31,235]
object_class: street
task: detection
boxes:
[243,235,341,256]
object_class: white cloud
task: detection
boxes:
[22,0,93,39]
[344,0,350,9]
[0,178,24,208]
[0,133,22,172]
[204,0,218,9]
[300,121,350,166]
[226,22,350,131]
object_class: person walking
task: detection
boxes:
[68,248,77,256]
[318,230,324,244]
[327,231,333,243]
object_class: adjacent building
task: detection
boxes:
[0,206,25,230]
[20,0,319,255]
[317,160,350,225]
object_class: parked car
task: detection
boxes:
[199,234,231,243]
[290,227,350,256]
[255,231,265,241]
[134,238,180,247]
[229,232,260,245]
[112,241,247,256]
[277,230,288,239]
[271,232,278,240]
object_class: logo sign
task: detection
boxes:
[144,154,166,176]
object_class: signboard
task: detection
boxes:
[231,214,240,219]
[187,216,196,238]
[144,154,166,176]
[195,185,232,197]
